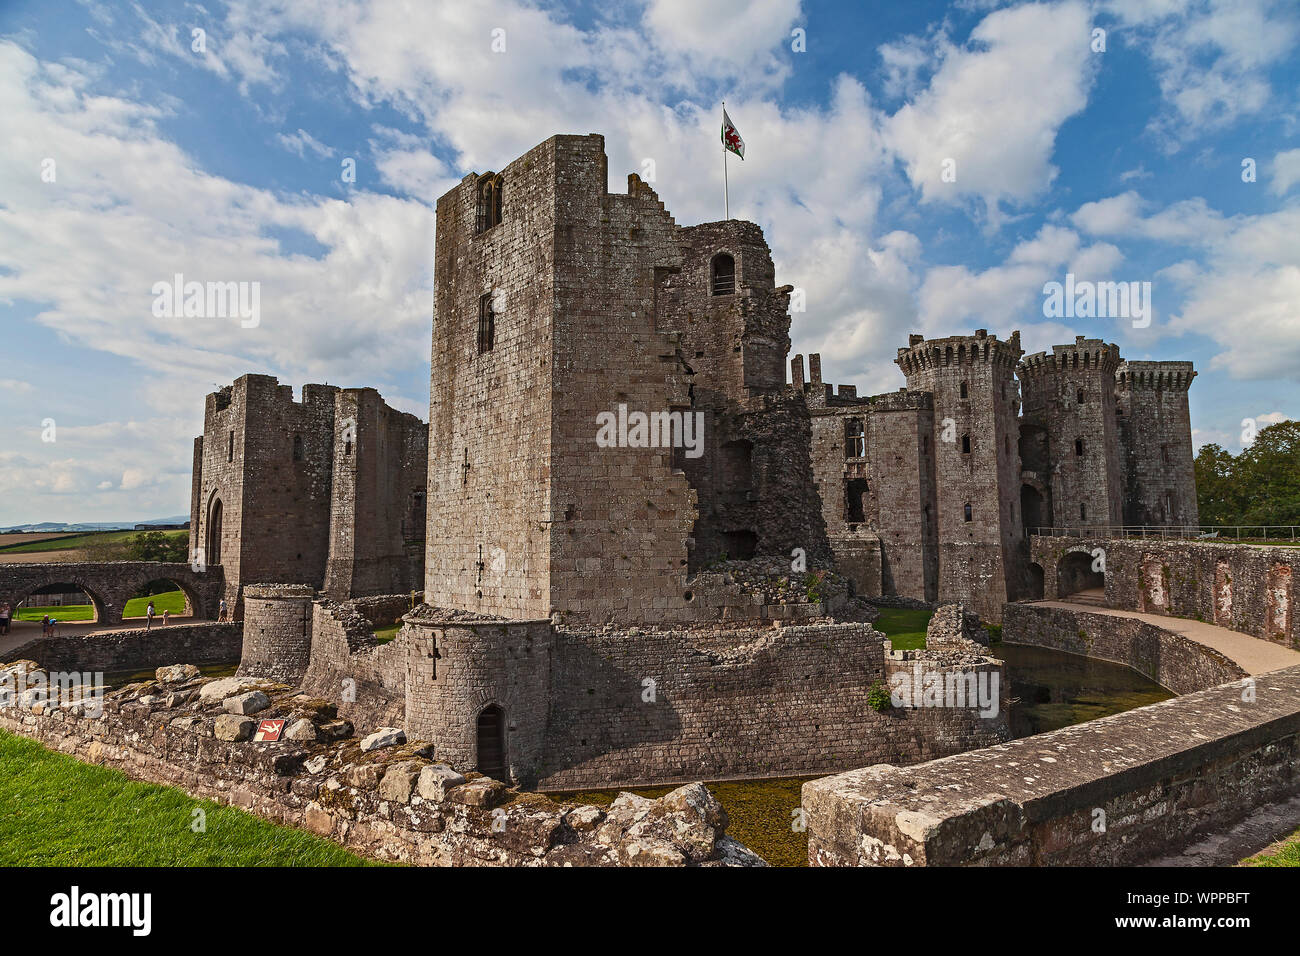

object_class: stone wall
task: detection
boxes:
[1002,602,1245,695]
[4,622,241,673]
[803,664,1300,866]
[0,662,762,867]
[534,618,1009,790]
[1031,536,1299,649]
[237,585,315,683]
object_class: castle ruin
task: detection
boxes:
[192,133,1199,788]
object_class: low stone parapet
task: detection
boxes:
[802,664,1300,866]
[1002,602,1245,694]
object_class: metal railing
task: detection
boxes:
[1031,525,1299,542]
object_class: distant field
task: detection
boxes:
[15,589,188,622]
[0,529,187,554]
[0,533,80,547]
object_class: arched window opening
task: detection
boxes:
[292,433,303,462]
[475,173,503,233]
[1076,388,1085,404]
[959,381,968,399]
[711,253,736,296]
[961,434,971,454]
[206,497,224,567]
[477,292,495,354]
[963,503,972,522]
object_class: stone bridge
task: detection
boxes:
[0,562,225,626]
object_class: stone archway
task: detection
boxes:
[1026,562,1045,600]
[1058,550,1105,601]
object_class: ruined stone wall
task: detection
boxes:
[297,597,409,732]
[1018,338,1125,527]
[1002,602,1246,694]
[896,331,1025,620]
[534,620,1008,790]
[0,665,761,867]
[4,622,241,673]
[323,388,427,600]
[803,665,1300,866]
[1116,361,1198,527]
[190,375,337,613]
[425,136,557,618]
[1031,536,1298,649]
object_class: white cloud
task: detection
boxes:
[884,1,1095,224]
[1270,148,1300,195]
[275,128,336,158]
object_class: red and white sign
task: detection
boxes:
[253,719,285,742]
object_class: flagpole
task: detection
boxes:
[722,100,730,220]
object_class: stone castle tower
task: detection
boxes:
[1018,337,1126,530]
[895,331,1026,620]
[425,133,828,626]
[1116,361,1199,527]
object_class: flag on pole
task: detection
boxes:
[721,108,745,159]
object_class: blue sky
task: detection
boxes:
[0,0,1297,525]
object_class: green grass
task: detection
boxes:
[123,589,188,618]
[871,607,932,650]
[0,730,381,865]
[372,624,401,644]
[0,530,185,554]
[1243,827,1300,867]
[15,604,96,622]
[554,776,815,867]
[14,589,188,623]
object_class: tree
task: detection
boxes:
[127,531,189,563]
[1196,421,1300,528]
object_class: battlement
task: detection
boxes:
[895,329,1023,375]
[1117,360,1196,391]
[1019,336,1121,378]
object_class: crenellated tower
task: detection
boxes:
[895,329,1025,621]
[1115,361,1198,527]
[1018,337,1125,530]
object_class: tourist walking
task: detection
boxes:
[218,598,228,623]
[41,614,50,638]
[162,609,171,627]
[47,617,57,638]
[146,599,155,631]
[0,602,10,636]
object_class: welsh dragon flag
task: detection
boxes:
[721,108,745,159]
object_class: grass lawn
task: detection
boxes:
[0,730,380,866]
[1242,827,1300,867]
[14,604,96,622]
[0,529,186,554]
[870,607,932,649]
[123,589,188,618]
[15,589,189,623]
